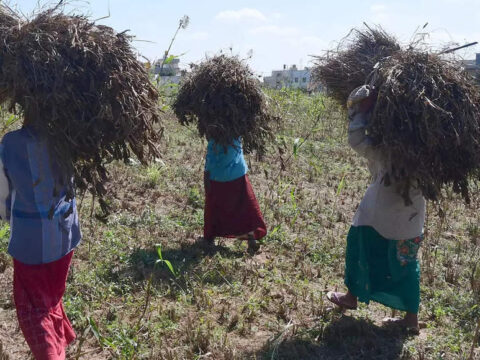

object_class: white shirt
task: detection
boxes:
[348,111,426,240]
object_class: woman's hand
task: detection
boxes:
[347,85,377,114]
[204,171,210,194]
[358,93,376,113]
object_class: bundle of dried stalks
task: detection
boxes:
[370,50,480,203]
[172,55,277,156]
[313,26,480,203]
[312,26,400,105]
[0,5,161,211]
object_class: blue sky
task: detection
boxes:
[15,0,480,76]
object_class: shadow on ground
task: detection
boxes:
[253,315,410,360]
[126,239,245,284]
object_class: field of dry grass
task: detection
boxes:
[0,89,479,359]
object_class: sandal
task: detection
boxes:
[381,317,420,335]
[326,291,358,310]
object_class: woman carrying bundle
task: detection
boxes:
[0,5,160,358]
[0,116,81,360]
[173,55,275,254]
[203,134,265,253]
[317,27,480,335]
[326,85,426,334]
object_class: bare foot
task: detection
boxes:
[382,313,421,335]
[197,237,215,251]
[247,235,260,255]
[404,312,419,329]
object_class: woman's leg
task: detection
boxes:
[203,182,215,245]
[403,312,418,328]
[13,251,75,360]
[382,312,420,334]
[237,231,260,253]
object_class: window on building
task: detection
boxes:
[294,77,298,83]
[302,77,307,83]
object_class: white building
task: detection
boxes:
[263,65,321,91]
[461,53,480,82]
[152,56,183,85]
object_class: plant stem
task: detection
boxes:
[136,273,153,331]
[156,23,182,85]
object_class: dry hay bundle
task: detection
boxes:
[172,55,277,156]
[0,6,161,211]
[312,26,400,105]
[0,6,18,33]
[313,26,480,203]
[370,50,480,203]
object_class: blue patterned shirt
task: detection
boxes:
[0,127,81,265]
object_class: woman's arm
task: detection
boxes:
[0,147,11,221]
[348,112,378,160]
[204,170,210,194]
[347,86,382,162]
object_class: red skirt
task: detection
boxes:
[204,174,267,240]
[13,251,76,360]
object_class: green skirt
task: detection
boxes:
[344,226,422,313]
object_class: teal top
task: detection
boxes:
[205,138,248,182]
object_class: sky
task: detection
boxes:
[14,0,480,77]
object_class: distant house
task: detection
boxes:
[263,65,321,91]
[152,56,183,85]
[461,53,480,82]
